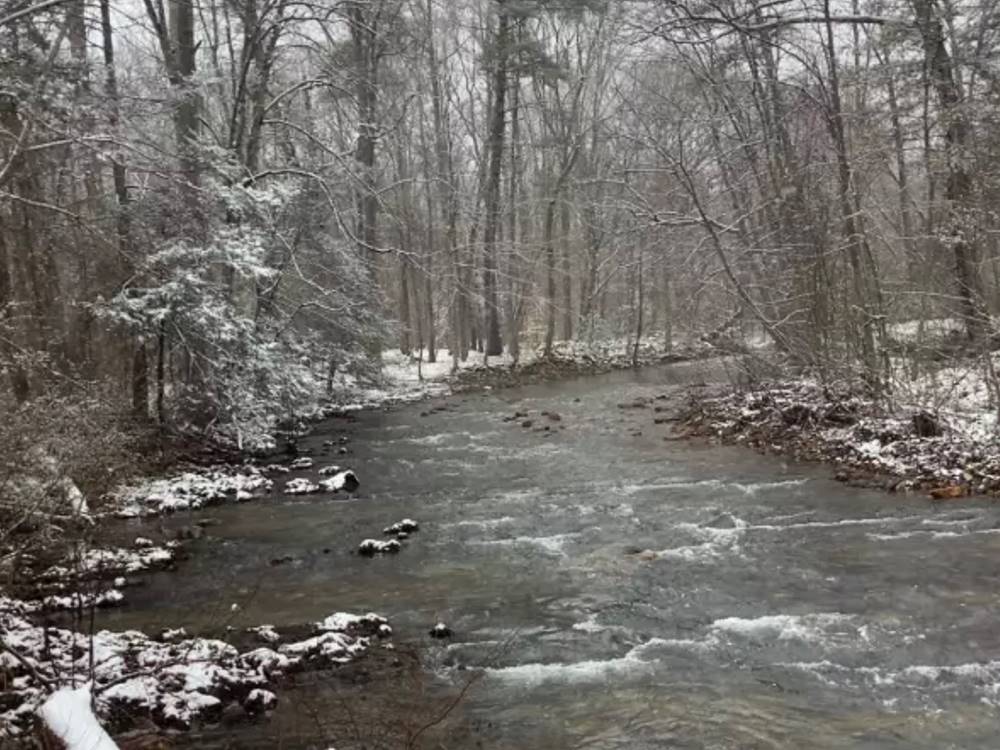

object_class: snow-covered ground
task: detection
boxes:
[351,337,705,407]
[892,356,1000,442]
[887,317,964,343]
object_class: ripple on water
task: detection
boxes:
[779,658,1000,709]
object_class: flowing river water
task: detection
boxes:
[101,360,1000,748]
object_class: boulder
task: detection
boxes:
[319,470,359,493]
[243,689,277,715]
[429,622,452,639]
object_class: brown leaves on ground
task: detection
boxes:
[929,484,968,500]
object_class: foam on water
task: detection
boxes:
[710,613,856,642]
[657,542,726,562]
[868,528,1000,542]
[779,659,1000,707]
[658,515,747,560]
[571,613,625,634]
[472,533,579,555]
[731,478,810,496]
[750,515,926,532]
[440,516,517,530]
[485,639,666,687]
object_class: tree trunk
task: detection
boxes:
[560,199,573,341]
[399,255,412,355]
[170,0,199,191]
[822,0,881,388]
[424,0,460,370]
[481,3,509,358]
[633,245,644,367]
[913,0,987,342]
[505,68,522,364]
[102,0,148,417]
[349,1,382,358]
[543,195,557,357]
[662,259,673,352]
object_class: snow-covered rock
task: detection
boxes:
[289,457,314,470]
[112,467,273,517]
[42,588,124,612]
[383,519,419,535]
[284,478,320,494]
[243,688,277,713]
[358,539,400,556]
[0,600,390,738]
[315,612,389,636]
[42,545,175,581]
[319,470,358,493]
[429,622,452,639]
[247,624,280,643]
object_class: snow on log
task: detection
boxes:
[39,686,119,750]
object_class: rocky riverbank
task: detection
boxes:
[676,379,1000,497]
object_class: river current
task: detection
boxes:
[102,360,1000,748]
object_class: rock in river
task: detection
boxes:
[429,622,452,639]
[358,539,401,556]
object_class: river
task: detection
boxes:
[101,360,1000,748]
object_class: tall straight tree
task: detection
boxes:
[481,0,510,357]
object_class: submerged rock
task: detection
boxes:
[704,512,741,529]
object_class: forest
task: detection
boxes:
[3,0,998,449]
[6,0,1000,746]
